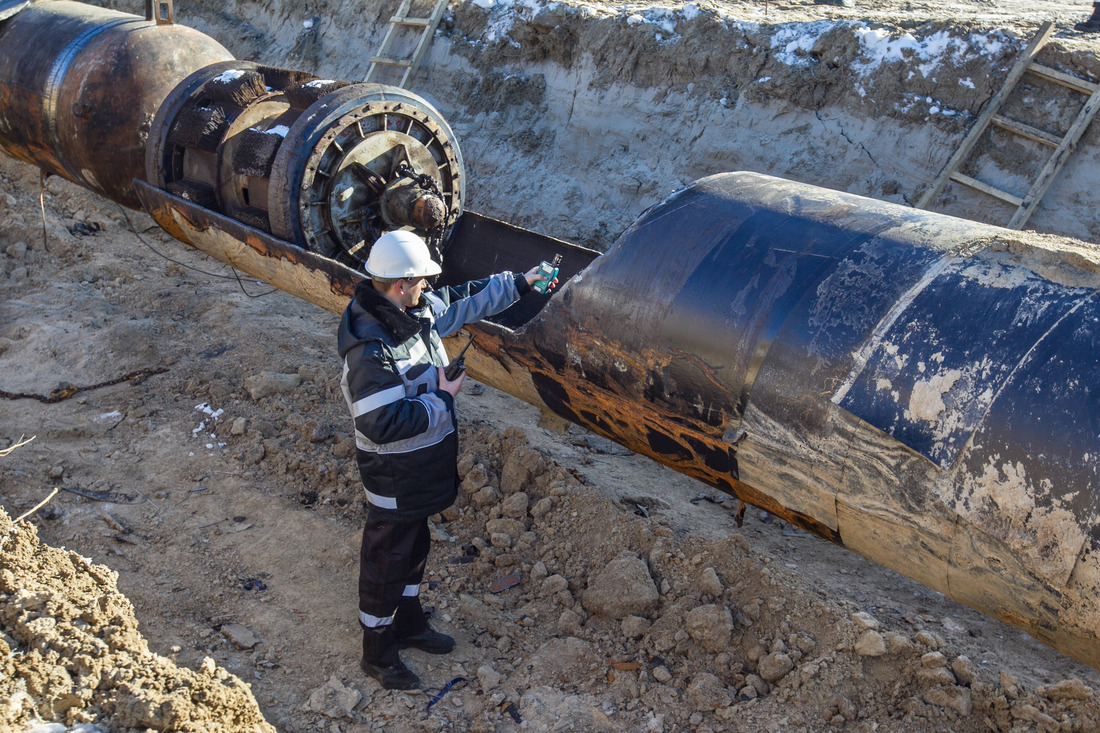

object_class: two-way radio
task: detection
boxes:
[444,335,475,381]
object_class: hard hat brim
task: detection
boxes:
[363,259,441,279]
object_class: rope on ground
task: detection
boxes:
[425,676,467,713]
[0,367,168,403]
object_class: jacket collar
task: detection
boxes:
[353,279,421,343]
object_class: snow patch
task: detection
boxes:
[474,0,555,42]
[195,403,225,421]
[895,92,964,119]
[770,21,834,67]
[211,69,248,84]
[855,27,1012,78]
[192,403,227,448]
[474,1,707,45]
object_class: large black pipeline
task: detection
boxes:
[138,172,1100,670]
[454,173,1100,668]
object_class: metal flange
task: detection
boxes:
[268,84,464,267]
[147,67,462,267]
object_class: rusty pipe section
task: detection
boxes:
[0,0,463,266]
[0,0,232,208]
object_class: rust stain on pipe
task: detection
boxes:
[136,181,358,313]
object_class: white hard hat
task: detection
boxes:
[363,230,442,279]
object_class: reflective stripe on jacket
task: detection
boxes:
[337,273,521,521]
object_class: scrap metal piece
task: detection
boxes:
[500,701,522,723]
[489,573,521,593]
[61,486,143,504]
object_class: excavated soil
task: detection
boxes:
[5,1,1100,731]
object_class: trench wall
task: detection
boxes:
[98,0,1100,250]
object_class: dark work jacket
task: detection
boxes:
[337,273,524,521]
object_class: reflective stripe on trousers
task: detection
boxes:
[358,517,431,639]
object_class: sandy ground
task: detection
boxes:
[6,0,1100,731]
[2,156,1100,730]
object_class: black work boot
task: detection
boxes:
[397,625,456,654]
[1078,3,1100,31]
[360,657,420,690]
[361,626,420,690]
[394,595,456,654]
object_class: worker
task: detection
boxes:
[1079,2,1100,31]
[338,230,557,690]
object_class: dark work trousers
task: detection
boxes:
[359,517,431,665]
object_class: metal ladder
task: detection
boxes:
[364,0,449,88]
[916,21,1100,230]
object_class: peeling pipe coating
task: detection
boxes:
[468,172,1100,669]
